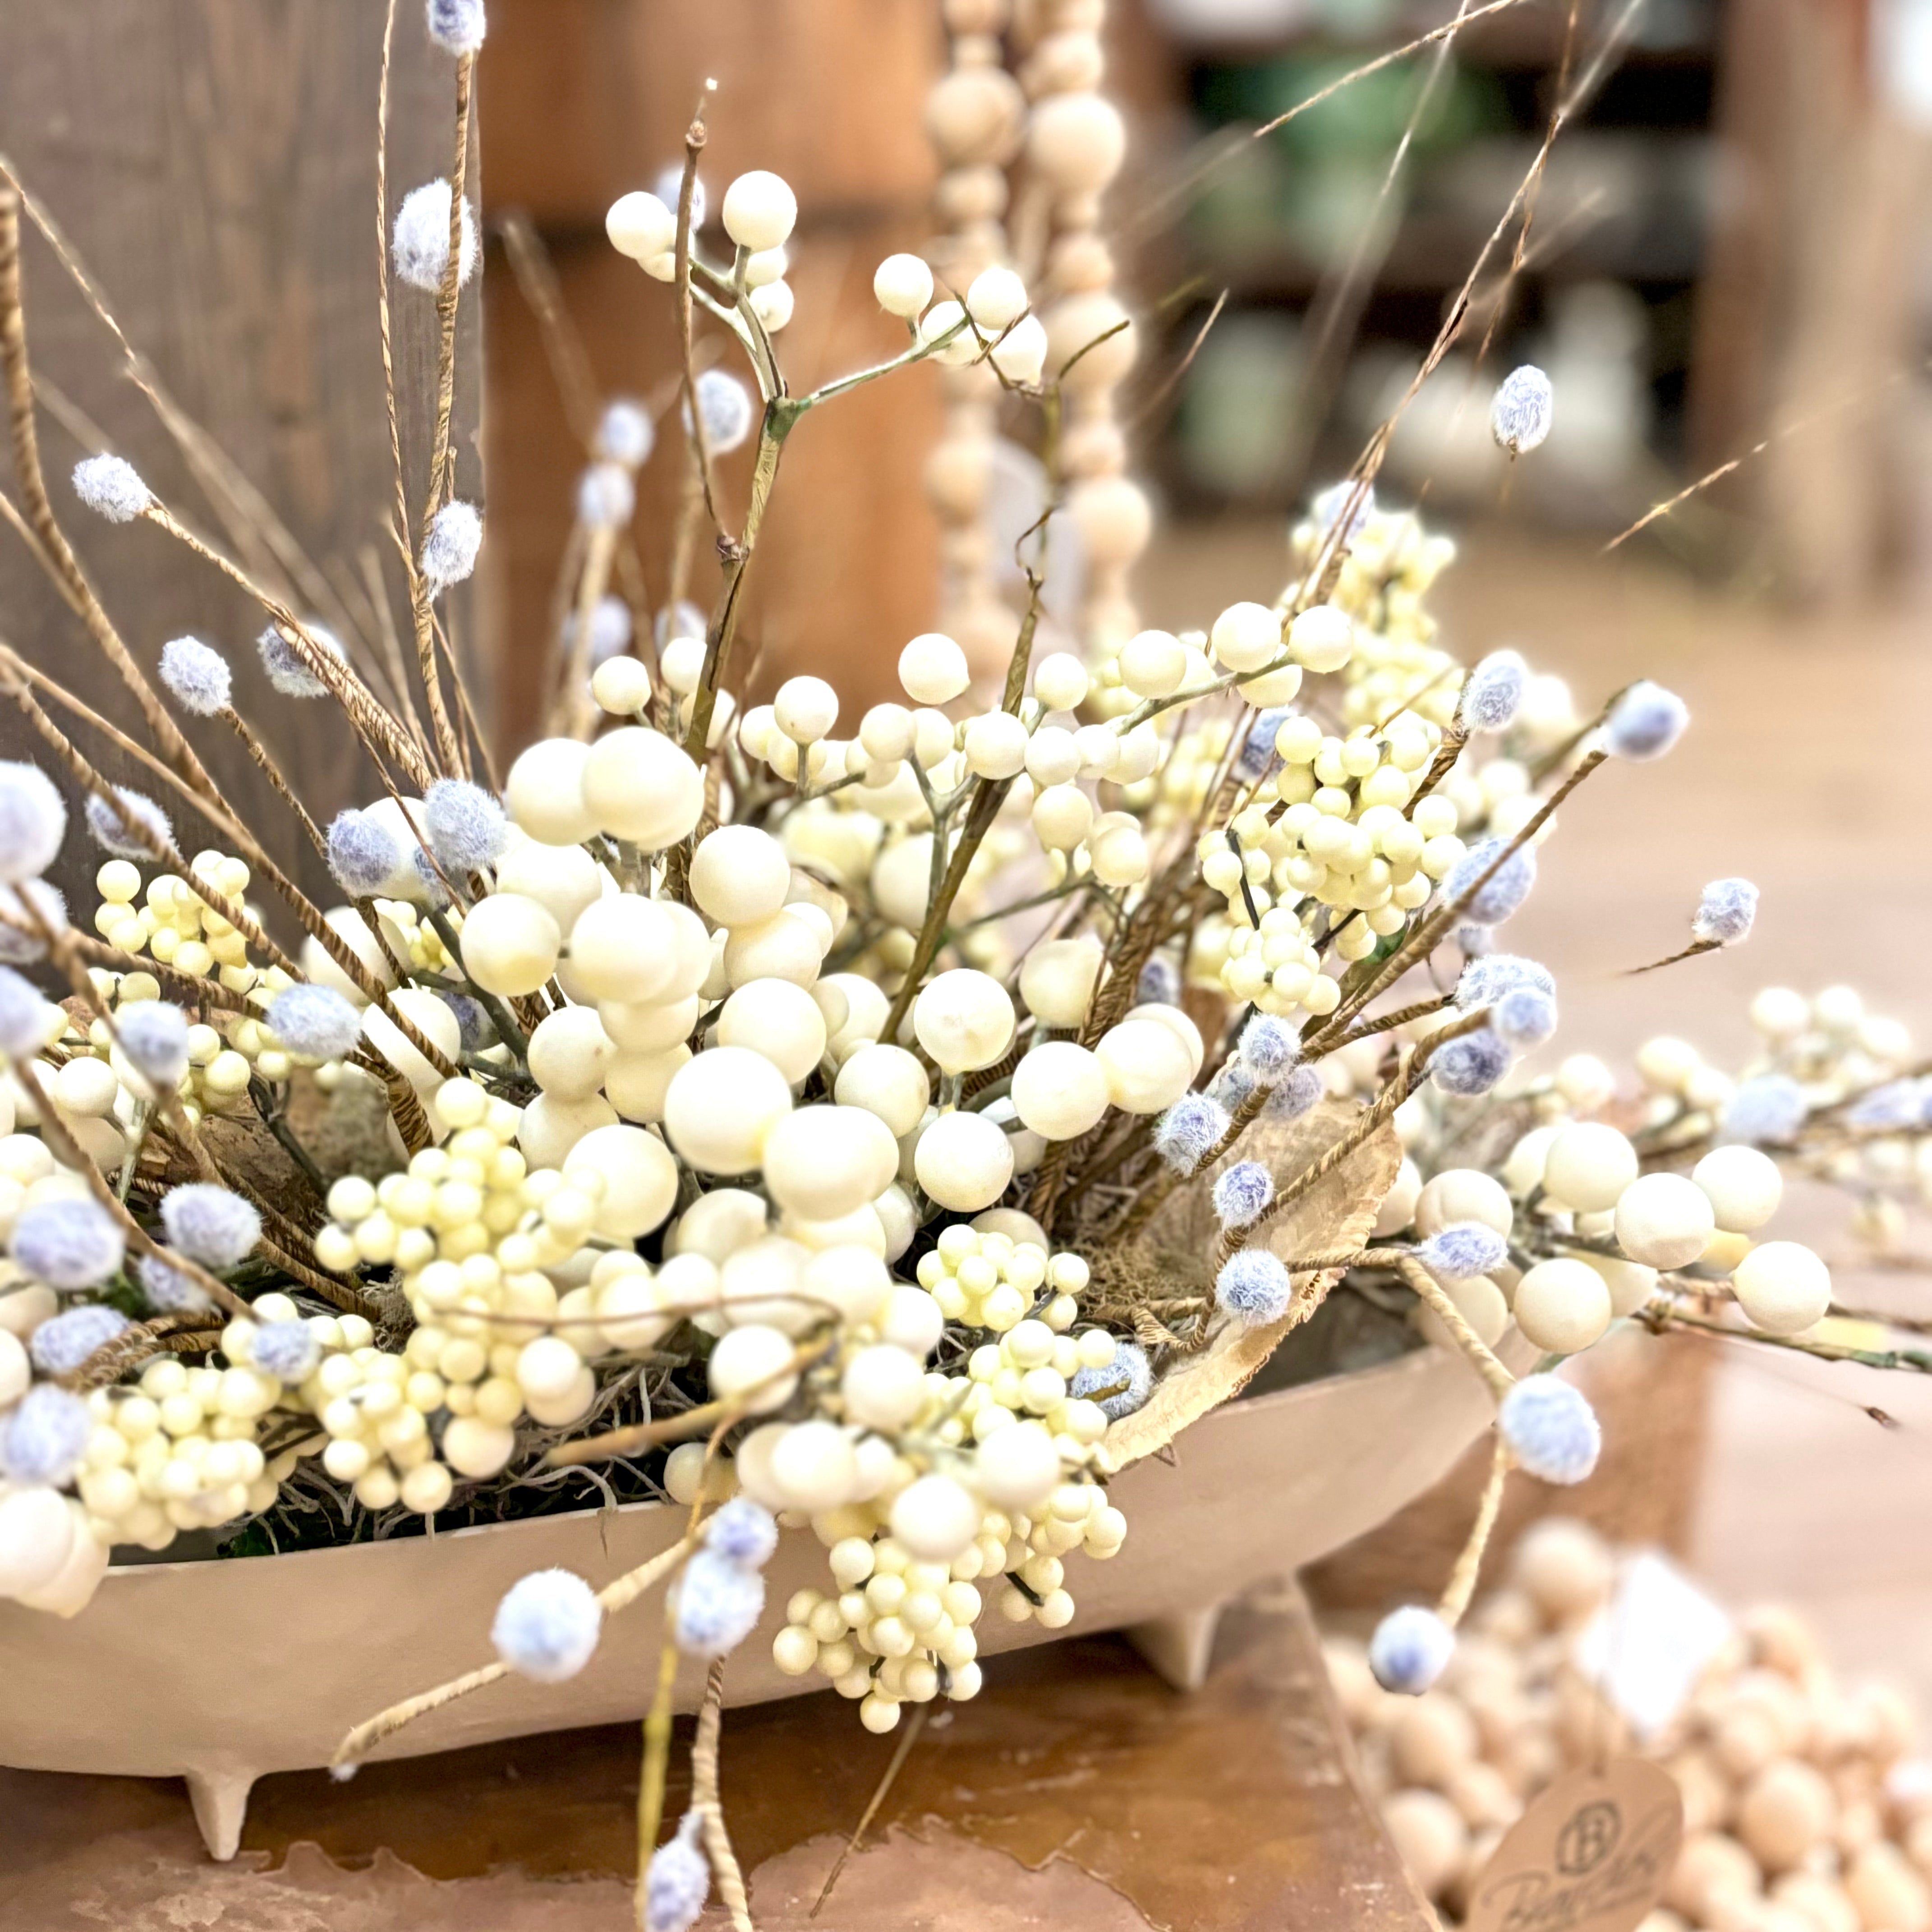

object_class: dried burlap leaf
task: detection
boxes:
[1104,1097,1403,1468]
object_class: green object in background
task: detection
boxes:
[1190,48,1508,268]
[1176,310,1305,497]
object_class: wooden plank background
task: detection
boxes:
[0,0,480,909]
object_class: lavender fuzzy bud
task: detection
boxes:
[1152,1094,1228,1174]
[72,453,152,522]
[0,965,47,1056]
[1605,681,1688,762]
[1721,1074,1807,1147]
[1212,1161,1274,1231]
[423,777,508,873]
[687,369,756,455]
[644,1813,710,1932]
[421,500,483,590]
[1455,954,1553,1009]
[1445,837,1537,928]
[673,1548,765,1657]
[1265,1061,1325,1121]
[391,180,479,292]
[251,1319,322,1382]
[0,880,64,965]
[1498,1374,1601,1484]
[1461,649,1527,732]
[1215,1249,1292,1326]
[1491,985,1557,1049]
[704,1497,778,1570]
[28,1302,131,1374]
[116,1000,190,1087]
[1069,1338,1153,1420]
[1431,1030,1512,1097]
[138,1251,207,1314]
[1207,1061,1256,1112]
[85,786,170,860]
[160,1183,262,1270]
[576,462,635,529]
[426,0,486,55]
[265,984,363,1062]
[1136,955,1180,1008]
[2,1383,91,1486]
[1311,480,1374,543]
[492,1568,604,1682]
[0,762,67,885]
[256,621,345,700]
[1692,877,1758,947]
[440,990,493,1053]
[1417,1221,1508,1281]
[159,636,232,716]
[1369,1605,1454,1695]
[1235,706,1292,782]
[595,398,654,467]
[326,809,401,897]
[1238,1013,1297,1082]
[1490,365,1554,455]
[12,1198,125,1289]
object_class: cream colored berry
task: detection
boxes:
[1693,1145,1783,1233]
[1733,1242,1831,1335]
[1512,1258,1612,1354]
[1613,1171,1715,1270]
[1541,1123,1638,1213]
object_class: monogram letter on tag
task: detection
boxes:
[1464,1761,1683,1932]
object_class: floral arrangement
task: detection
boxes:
[0,1,1925,1926]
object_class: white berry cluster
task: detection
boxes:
[75,1298,314,1551]
[753,1291,1127,1734]
[914,1222,1089,1331]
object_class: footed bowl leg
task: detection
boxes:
[1125,1600,1225,1693]
[184,1766,255,1861]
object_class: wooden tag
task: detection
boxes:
[1463,1762,1683,1932]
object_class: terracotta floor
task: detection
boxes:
[1146,516,1932,1724]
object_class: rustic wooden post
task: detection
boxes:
[1688,0,1921,602]
[0,1,480,905]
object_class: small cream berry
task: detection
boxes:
[1094,1018,1193,1114]
[913,970,1016,1074]
[965,265,1028,332]
[606,190,676,262]
[1732,1242,1831,1335]
[1613,1171,1716,1270]
[1512,1258,1612,1355]
[1693,1145,1783,1233]
[1288,604,1354,674]
[1119,629,1186,700]
[1011,1041,1109,1141]
[1018,937,1104,1029]
[774,676,838,744]
[913,1111,1015,1212]
[1032,652,1089,713]
[721,170,797,253]
[689,824,791,927]
[1541,1122,1638,1214]
[663,1046,794,1175]
[459,892,561,998]
[1210,601,1281,674]
[874,252,934,318]
[898,632,970,705]
[580,727,704,849]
